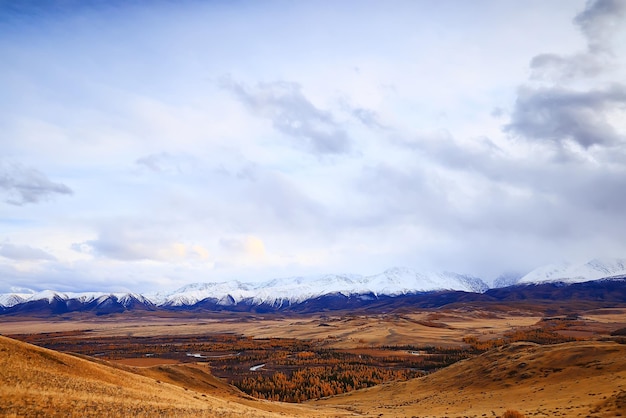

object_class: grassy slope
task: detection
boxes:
[4,332,626,418]
[315,340,626,417]
[0,336,348,418]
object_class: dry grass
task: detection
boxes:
[3,308,626,417]
[0,309,545,349]
[502,410,525,418]
[0,336,348,417]
[315,340,626,417]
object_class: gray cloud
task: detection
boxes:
[352,140,626,277]
[378,115,626,250]
[209,163,327,232]
[338,99,388,130]
[136,152,195,174]
[498,0,626,240]
[0,243,56,261]
[355,162,443,226]
[74,229,170,262]
[351,107,386,129]
[0,259,183,294]
[73,238,149,262]
[0,162,73,205]
[564,169,626,214]
[391,130,504,174]
[136,152,174,173]
[220,77,351,154]
[530,0,625,80]
[574,0,626,53]
[505,84,626,149]
[490,107,505,118]
[530,52,609,80]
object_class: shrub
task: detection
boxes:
[502,410,525,418]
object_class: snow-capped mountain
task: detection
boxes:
[154,268,489,307]
[2,259,626,314]
[0,293,26,308]
[0,267,488,310]
[492,272,524,288]
[0,290,152,309]
[518,258,626,284]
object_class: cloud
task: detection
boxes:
[220,77,351,154]
[136,152,196,174]
[505,84,626,149]
[530,0,626,80]
[338,99,388,130]
[351,106,386,129]
[574,0,626,53]
[213,235,270,272]
[3,0,626,290]
[219,236,266,258]
[136,152,177,173]
[0,162,73,205]
[391,129,503,172]
[0,243,56,261]
[530,52,610,80]
[350,142,626,277]
[73,228,209,262]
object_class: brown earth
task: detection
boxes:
[3,334,626,417]
[0,309,547,348]
[2,308,626,417]
[0,335,350,417]
[315,340,626,417]
[110,357,180,366]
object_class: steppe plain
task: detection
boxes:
[2,306,626,417]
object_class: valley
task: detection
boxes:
[2,303,626,417]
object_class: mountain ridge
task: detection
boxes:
[2,258,626,314]
[518,257,626,284]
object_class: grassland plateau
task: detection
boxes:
[2,304,626,417]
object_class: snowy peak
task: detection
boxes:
[519,258,626,284]
[158,268,489,307]
[29,290,68,303]
[0,267,491,310]
[366,268,487,294]
[0,291,154,309]
[586,258,626,276]
[492,272,524,288]
[3,259,625,313]
[0,293,26,308]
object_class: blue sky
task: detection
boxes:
[1,0,626,292]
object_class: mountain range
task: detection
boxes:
[2,258,626,315]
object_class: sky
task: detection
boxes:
[1,0,626,293]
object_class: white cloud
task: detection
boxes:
[2,0,626,292]
[0,243,56,261]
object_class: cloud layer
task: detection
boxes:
[1,0,625,292]
[221,78,352,154]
